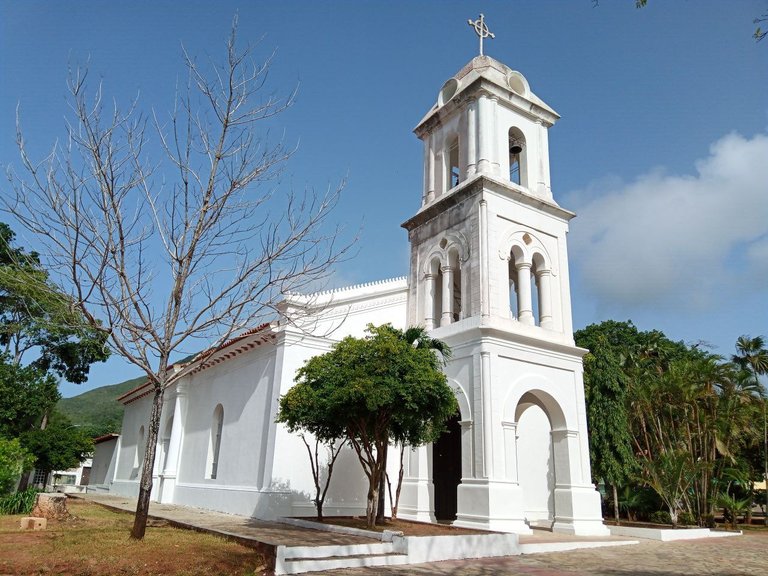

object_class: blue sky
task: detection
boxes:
[1,1,766,397]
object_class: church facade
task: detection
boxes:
[106,53,608,536]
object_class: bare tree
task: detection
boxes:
[299,435,347,521]
[5,19,349,539]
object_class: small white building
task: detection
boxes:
[110,52,607,536]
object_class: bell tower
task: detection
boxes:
[398,19,608,536]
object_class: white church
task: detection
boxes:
[105,44,608,536]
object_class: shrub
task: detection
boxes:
[649,510,672,525]
[0,487,39,515]
[678,511,696,526]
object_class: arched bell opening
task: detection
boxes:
[508,127,527,187]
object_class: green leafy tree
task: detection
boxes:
[0,437,33,495]
[0,355,59,438]
[278,324,457,528]
[575,326,636,524]
[0,223,109,383]
[19,412,93,481]
[384,326,452,520]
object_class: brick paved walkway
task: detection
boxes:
[77,493,767,576]
[326,531,768,576]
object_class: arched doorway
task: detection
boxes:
[516,402,555,524]
[432,413,461,521]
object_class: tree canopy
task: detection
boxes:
[577,320,765,526]
[0,223,109,384]
[277,323,457,527]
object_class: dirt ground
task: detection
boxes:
[302,516,492,535]
[0,499,268,576]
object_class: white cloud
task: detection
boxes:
[568,132,768,310]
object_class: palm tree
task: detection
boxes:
[733,336,768,381]
[404,326,452,362]
[732,335,768,525]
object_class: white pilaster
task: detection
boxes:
[466,99,477,177]
[480,351,493,478]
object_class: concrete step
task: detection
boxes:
[281,541,396,559]
[276,544,408,574]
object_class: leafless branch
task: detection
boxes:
[3,17,352,538]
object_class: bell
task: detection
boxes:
[509,139,524,155]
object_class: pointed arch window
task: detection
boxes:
[207,404,224,479]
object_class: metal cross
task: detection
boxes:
[467,13,495,56]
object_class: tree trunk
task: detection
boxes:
[130,386,165,540]
[669,504,678,527]
[315,498,323,521]
[390,445,405,520]
[366,484,379,528]
[613,484,620,526]
[376,442,388,523]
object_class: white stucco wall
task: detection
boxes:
[89,437,118,487]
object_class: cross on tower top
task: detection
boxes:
[467,13,495,56]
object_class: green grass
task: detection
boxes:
[0,499,268,575]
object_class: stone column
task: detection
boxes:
[516,262,534,325]
[440,265,453,326]
[537,269,553,328]
[490,96,500,175]
[424,273,436,330]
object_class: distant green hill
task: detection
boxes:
[57,375,146,437]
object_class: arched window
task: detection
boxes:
[207,404,224,479]
[508,128,526,187]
